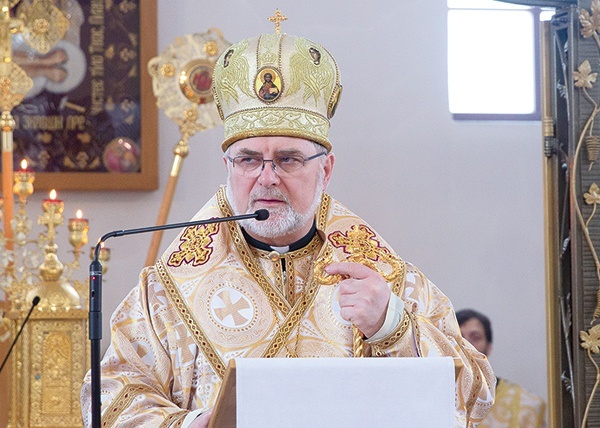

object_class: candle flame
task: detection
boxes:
[20,159,27,170]
[49,189,57,200]
[76,209,83,219]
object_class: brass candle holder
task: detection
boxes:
[11,160,35,244]
[68,210,89,261]
[12,161,34,205]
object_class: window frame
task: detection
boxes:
[447,3,542,121]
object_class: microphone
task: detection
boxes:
[88,209,269,428]
[0,296,40,374]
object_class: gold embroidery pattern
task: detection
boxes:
[257,33,281,68]
[330,224,401,279]
[288,37,336,105]
[223,107,330,143]
[409,311,422,357]
[216,188,322,358]
[285,260,297,304]
[101,384,160,427]
[316,193,331,230]
[159,410,188,428]
[213,38,253,106]
[369,311,412,356]
[156,260,228,379]
[254,235,322,307]
[262,270,321,358]
[457,340,484,425]
[167,223,219,267]
[314,224,405,286]
[217,189,289,314]
[213,289,252,326]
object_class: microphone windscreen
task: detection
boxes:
[255,209,269,221]
[32,296,41,306]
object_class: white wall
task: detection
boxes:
[24,0,547,402]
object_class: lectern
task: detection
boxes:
[209,357,456,428]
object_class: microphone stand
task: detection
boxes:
[89,210,268,428]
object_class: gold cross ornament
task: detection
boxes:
[269,9,287,34]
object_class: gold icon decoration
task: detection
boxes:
[255,66,282,103]
[145,28,231,266]
[179,59,215,104]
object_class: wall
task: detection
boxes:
[22,0,547,403]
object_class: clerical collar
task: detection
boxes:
[242,220,317,254]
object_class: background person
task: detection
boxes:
[457,308,546,428]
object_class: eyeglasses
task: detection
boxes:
[226,152,326,176]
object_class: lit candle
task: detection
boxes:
[45,189,61,203]
[13,159,35,204]
[41,189,64,217]
[69,209,89,253]
[20,159,30,171]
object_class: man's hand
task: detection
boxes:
[325,262,391,338]
[188,409,212,428]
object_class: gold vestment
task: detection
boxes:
[479,378,546,428]
[81,188,496,427]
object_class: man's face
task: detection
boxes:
[224,136,334,246]
[459,318,492,356]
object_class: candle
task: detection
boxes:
[45,189,62,203]
[13,159,35,204]
[69,209,89,252]
[41,189,64,218]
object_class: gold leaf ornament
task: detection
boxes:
[574,60,598,89]
[581,324,600,354]
[585,183,600,205]
[580,0,600,38]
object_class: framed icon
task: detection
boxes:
[1,0,158,190]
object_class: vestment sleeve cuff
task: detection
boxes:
[366,293,403,342]
[182,409,204,427]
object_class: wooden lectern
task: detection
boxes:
[208,357,456,428]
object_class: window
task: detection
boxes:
[447,0,547,120]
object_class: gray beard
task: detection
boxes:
[225,171,324,240]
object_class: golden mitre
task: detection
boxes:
[212,33,343,152]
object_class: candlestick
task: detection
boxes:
[2,111,15,250]
[68,209,89,256]
[39,189,64,243]
[42,189,64,210]
[13,159,35,204]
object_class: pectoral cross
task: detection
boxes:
[269,9,287,34]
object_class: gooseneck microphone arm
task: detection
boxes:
[0,295,40,374]
[89,209,269,428]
